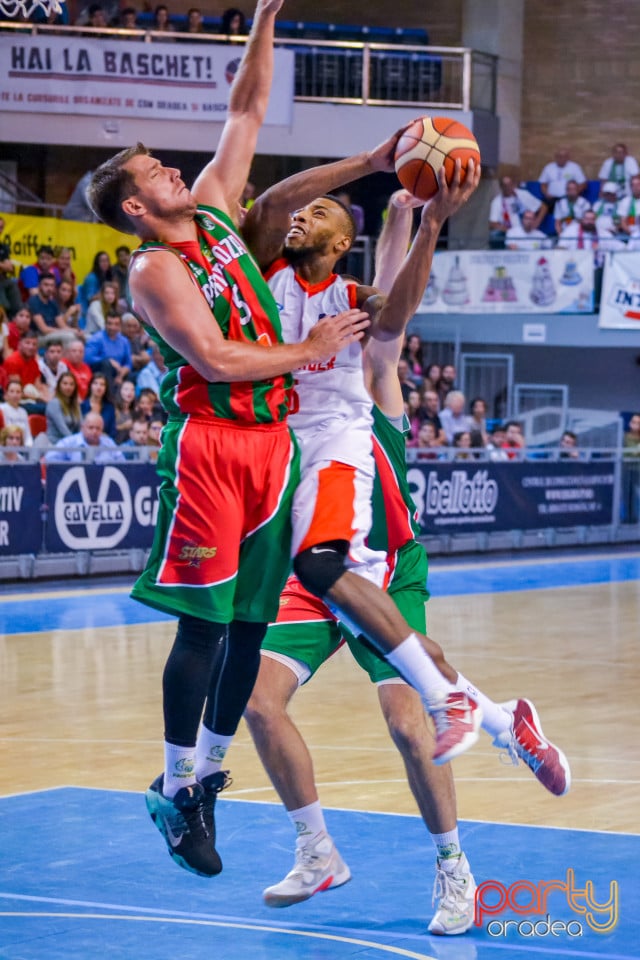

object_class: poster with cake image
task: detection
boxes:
[418,250,594,314]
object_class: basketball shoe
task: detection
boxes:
[145,775,222,877]
[430,692,482,765]
[428,852,476,936]
[493,698,571,796]
[201,769,231,853]
[263,831,351,907]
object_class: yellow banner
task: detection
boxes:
[0,212,136,286]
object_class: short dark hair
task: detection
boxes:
[39,272,56,282]
[37,245,55,257]
[87,143,150,234]
[322,195,357,246]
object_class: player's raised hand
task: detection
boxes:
[306,309,370,360]
[421,158,481,225]
[255,0,285,18]
[367,119,431,174]
[390,188,425,210]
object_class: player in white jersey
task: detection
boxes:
[236,164,570,923]
[238,132,490,770]
[266,260,386,581]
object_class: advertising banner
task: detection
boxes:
[0,35,294,124]
[0,212,133,285]
[407,461,615,534]
[418,250,594,314]
[0,464,43,556]
[44,463,160,552]
[599,251,640,329]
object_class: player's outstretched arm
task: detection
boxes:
[363,190,422,416]
[372,189,423,295]
[370,159,480,342]
[242,127,408,269]
[128,251,369,382]
[191,0,283,215]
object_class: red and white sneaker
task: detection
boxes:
[263,831,351,907]
[430,692,482,765]
[494,698,571,796]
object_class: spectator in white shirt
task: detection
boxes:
[488,175,545,249]
[439,390,473,445]
[593,181,623,233]
[557,209,625,266]
[539,148,587,212]
[598,142,639,200]
[505,210,552,250]
[617,174,640,237]
[45,411,125,463]
[554,179,592,236]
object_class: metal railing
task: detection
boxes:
[0,21,497,111]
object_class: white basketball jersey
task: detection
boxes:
[267,260,373,469]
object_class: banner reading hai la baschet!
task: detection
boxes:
[0,35,294,125]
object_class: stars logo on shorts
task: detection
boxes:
[178,543,218,567]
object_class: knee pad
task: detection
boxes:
[293,539,349,598]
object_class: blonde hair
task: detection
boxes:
[0,424,25,445]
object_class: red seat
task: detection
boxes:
[28,413,47,438]
[0,409,5,430]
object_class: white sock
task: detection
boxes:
[195,726,234,781]
[385,634,456,706]
[455,673,511,738]
[431,827,461,860]
[163,741,197,798]
[288,801,327,847]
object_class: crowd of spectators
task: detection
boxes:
[1,230,630,467]
[395,336,530,461]
[17,0,250,35]
[0,236,167,463]
[488,143,640,265]
[392,335,613,463]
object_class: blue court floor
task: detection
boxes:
[0,788,638,960]
[1,548,639,958]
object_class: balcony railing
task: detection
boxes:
[0,21,497,111]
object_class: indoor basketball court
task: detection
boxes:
[1,548,638,959]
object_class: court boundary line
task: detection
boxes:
[1,786,638,837]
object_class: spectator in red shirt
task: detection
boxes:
[2,330,51,404]
[501,420,526,459]
[63,337,93,400]
[5,307,36,353]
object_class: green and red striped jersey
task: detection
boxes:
[132,205,291,424]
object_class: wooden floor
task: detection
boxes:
[2,555,639,834]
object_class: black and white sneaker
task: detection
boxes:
[145,775,222,877]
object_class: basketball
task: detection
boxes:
[394,117,481,201]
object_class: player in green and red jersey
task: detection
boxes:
[87,0,370,879]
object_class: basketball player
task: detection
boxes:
[86,0,371,879]
[236,150,570,918]
[245,187,477,934]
